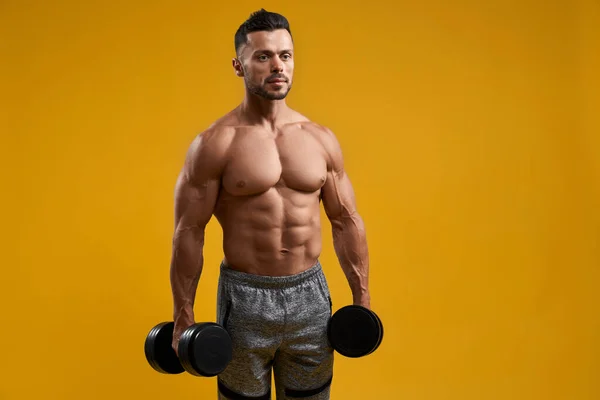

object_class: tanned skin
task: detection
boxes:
[170,28,370,354]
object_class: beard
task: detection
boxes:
[245,76,292,100]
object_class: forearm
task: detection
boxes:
[331,213,370,303]
[170,226,205,330]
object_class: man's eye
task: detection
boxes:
[258,55,269,61]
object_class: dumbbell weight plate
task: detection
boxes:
[327,305,383,358]
[144,322,185,374]
[178,322,233,377]
[372,309,384,353]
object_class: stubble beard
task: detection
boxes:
[245,76,292,100]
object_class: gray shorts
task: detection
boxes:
[216,260,334,399]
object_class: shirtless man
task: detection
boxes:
[169,9,370,400]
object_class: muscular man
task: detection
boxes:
[170,9,370,400]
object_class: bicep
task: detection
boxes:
[319,128,358,222]
[321,168,358,223]
[174,171,220,231]
[173,133,224,231]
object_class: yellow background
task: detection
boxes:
[1,0,598,399]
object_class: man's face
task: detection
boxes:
[234,29,294,100]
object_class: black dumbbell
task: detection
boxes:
[327,305,384,358]
[145,321,233,377]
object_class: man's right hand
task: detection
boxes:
[171,324,189,357]
[171,335,180,357]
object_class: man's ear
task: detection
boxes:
[232,57,244,77]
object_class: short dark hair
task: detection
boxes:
[234,9,292,55]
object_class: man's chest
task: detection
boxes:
[222,129,329,196]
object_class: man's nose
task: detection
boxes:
[271,57,284,72]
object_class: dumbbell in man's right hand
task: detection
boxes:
[145,319,233,377]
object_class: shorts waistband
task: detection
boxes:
[219,260,323,289]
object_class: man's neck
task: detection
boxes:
[238,91,289,130]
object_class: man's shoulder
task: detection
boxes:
[190,112,240,151]
[200,112,239,139]
[183,120,237,172]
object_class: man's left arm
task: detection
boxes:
[320,128,370,309]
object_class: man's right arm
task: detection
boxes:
[170,130,225,352]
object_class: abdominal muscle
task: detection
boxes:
[214,187,323,276]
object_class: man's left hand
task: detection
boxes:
[353,293,371,310]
